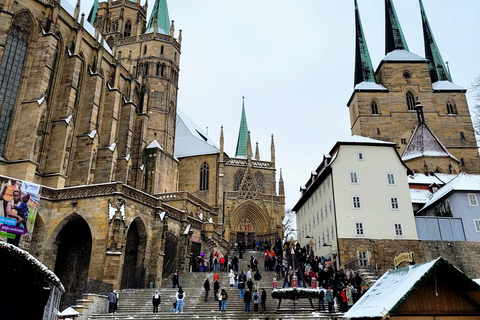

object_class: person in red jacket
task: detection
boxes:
[220,256,225,272]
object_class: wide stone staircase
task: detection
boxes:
[87,250,343,319]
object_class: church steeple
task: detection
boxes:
[146,0,170,35]
[279,168,285,196]
[419,0,452,83]
[235,97,249,158]
[354,0,375,86]
[87,0,98,25]
[385,0,409,55]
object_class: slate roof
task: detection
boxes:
[418,172,480,213]
[402,122,457,162]
[174,109,219,158]
[344,257,480,318]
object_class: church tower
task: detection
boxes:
[348,0,479,174]
[90,0,182,193]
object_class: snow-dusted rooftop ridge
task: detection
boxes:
[402,123,457,162]
[432,80,465,91]
[419,172,480,212]
[381,49,428,62]
[354,82,388,91]
[174,109,219,158]
[146,139,164,150]
[408,173,456,185]
[338,135,395,145]
[409,188,432,204]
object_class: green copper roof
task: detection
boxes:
[385,0,409,55]
[419,0,452,82]
[87,0,98,25]
[146,0,170,35]
[354,0,375,86]
[235,97,249,158]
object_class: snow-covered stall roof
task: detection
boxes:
[344,257,480,319]
[174,109,219,158]
[409,188,432,204]
[418,172,480,213]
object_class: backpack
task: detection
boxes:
[253,292,259,301]
[178,292,183,299]
[254,258,258,265]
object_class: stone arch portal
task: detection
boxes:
[229,201,272,249]
[121,217,147,289]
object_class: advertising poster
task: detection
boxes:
[0,176,40,249]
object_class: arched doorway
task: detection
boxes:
[121,218,147,288]
[162,232,178,278]
[53,217,92,308]
[237,217,256,249]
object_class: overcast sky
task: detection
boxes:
[79,0,480,210]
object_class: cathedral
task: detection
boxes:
[349,0,480,174]
[0,0,284,306]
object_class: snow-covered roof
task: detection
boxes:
[146,139,164,151]
[382,49,428,62]
[354,82,388,91]
[432,80,466,91]
[402,123,458,162]
[174,109,219,158]
[337,135,396,145]
[408,173,456,185]
[419,172,480,213]
[59,307,80,316]
[409,188,432,204]
[344,257,480,319]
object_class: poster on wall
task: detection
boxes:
[0,176,40,249]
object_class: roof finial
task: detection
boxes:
[415,97,425,124]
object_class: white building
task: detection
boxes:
[293,136,417,268]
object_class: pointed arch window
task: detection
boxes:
[199,162,209,191]
[406,91,415,110]
[124,20,132,37]
[234,170,243,191]
[446,101,457,114]
[255,171,264,193]
[371,100,378,114]
[0,13,32,156]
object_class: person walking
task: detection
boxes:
[108,290,117,314]
[252,289,260,312]
[213,271,220,283]
[203,278,210,302]
[326,286,335,312]
[229,270,235,287]
[247,278,253,293]
[346,286,354,310]
[260,288,267,312]
[318,286,326,311]
[152,290,161,313]
[220,288,228,312]
[172,272,179,288]
[254,270,262,290]
[214,279,220,301]
[175,287,185,313]
[238,271,246,299]
[244,289,252,312]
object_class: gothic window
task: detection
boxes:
[124,20,132,37]
[113,19,119,31]
[199,162,209,191]
[156,63,161,76]
[234,170,243,191]
[161,64,165,77]
[446,101,457,114]
[406,91,415,110]
[255,171,264,193]
[144,63,149,76]
[0,12,32,156]
[371,100,378,114]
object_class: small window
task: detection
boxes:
[468,194,478,206]
[359,251,368,266]
[326,229,330,242]
[390,197,400,210]
[316,211,320,224]
[143,45,147,55]
[160,45,164,55]
[446,101,457,114]
[460,132,465,142]
[320,208,324,221]
[371,100,378,114]
[124,20,132,37]
[377,128,380,135]
[401,139,407,144]
[331,226,334,240]
[329,200,332,213]
[350,172,359,184]
[325,204,328,217]
[352,196,362,209]
[355,222,364,236]
[475,220,480,233]
[406,91,415,110]
[394,223,403,236]
[461,158,465,167]
[386,173,396,185]
[358,152,364,160]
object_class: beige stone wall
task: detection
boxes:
[348,60,480,174]
[338,238,480,279]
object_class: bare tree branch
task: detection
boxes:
[283,208,297,242]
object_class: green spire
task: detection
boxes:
[87,0,98,25]
[354,0,375,86]
[385,0,409,55]
[146,0,170,35]
[419,0,452,82]
[235,97,249,158]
